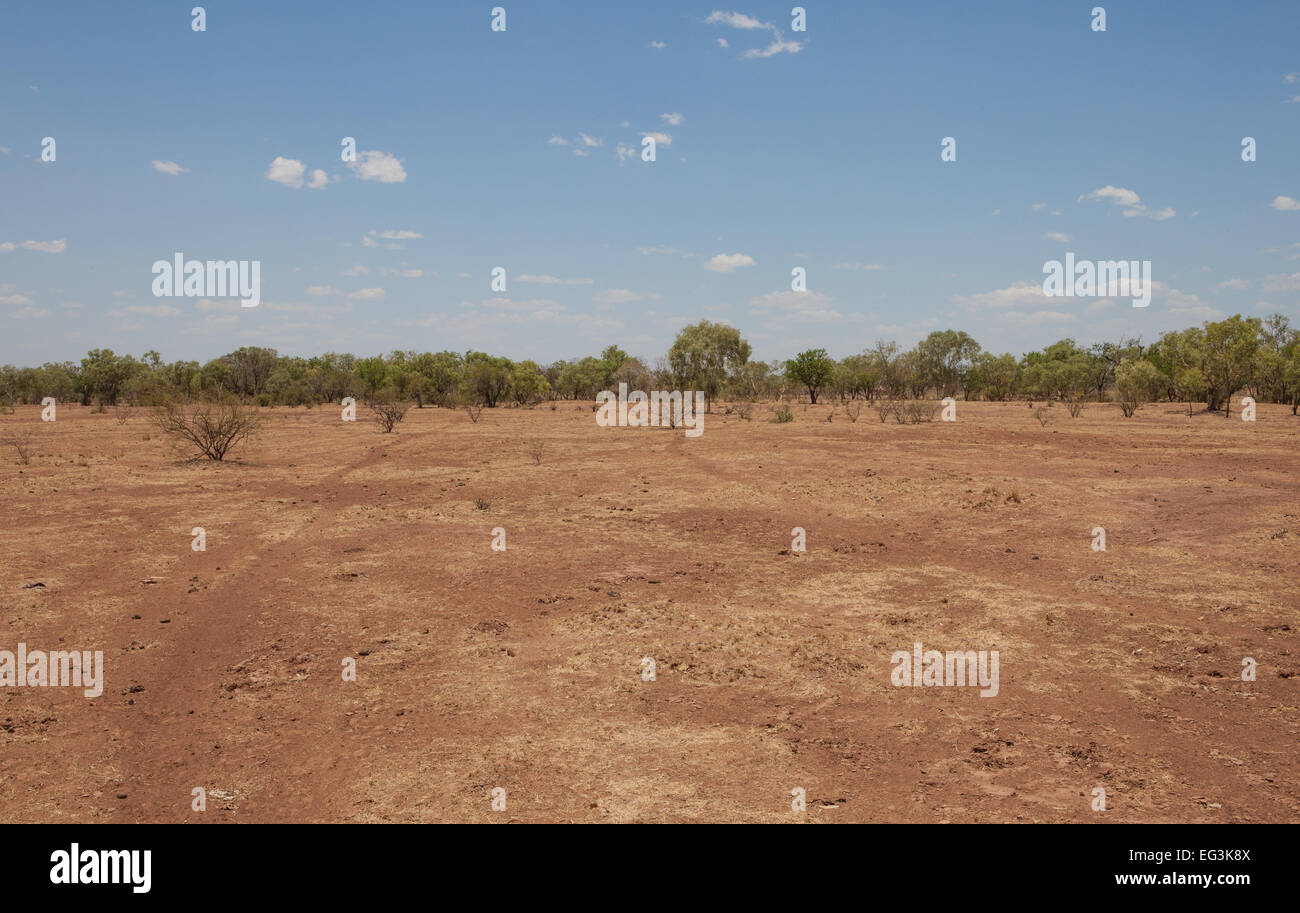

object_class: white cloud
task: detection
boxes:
[1217,278,1250,290]
[1127,206,1175,221]
[661,112,684,126]
[374,229,423,240]
[638,245,692,257]
[952,281,1051,312]
[348,150,406,183]
[9,306,50,319]
[1000,310,1077,326]
[124,304,182,317]
[307,285,342,296]
[0,294,32,305]
[266,156,315,189]
[743,38,803,58]
[578,133,602,148]
[640,131,672,146]
[517,274,593,285]
[716,37,728,47]
[151,159,190,175]
[341,265,369,277]
[348,288,386,300]
[1032,202,1047,211]
[1045,232,1072,243]
[0,238,67,254]
[707,11,768,29]
[1286,73,1299,84]
[1077,185,1173,220]
[593,288,663,305]
[706,10,802,58]
[306,169,329,189]
[833,262,886,271]
[1077,185,1141,207]
[704,252,756,273]
[746,290,846,327]
[649,41,666,49]
[547,135,569,146]
[1271,195,1300,212]
[615,143,636,163]
[1260,272,1300,292]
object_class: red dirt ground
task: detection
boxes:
[1,399,1296,822]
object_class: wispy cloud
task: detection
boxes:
[151,159,190,175]
[0,238,67,254]
[706,10,803,58]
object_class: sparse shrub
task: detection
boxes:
[5,430,34,465]
[474,497,490,511]
[903,400,936,423]
[1034,406,1053,427]
[115,404,131,425]
[1064,399,1085,418]
[152,396,261,462]
[874,399,898,423]
[771,405,794,423]
[734,401,753,421]
[369,398,410,433]
[842,401,862,423]
[528,441,545,465]
[464,402,483,423]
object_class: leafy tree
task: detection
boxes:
[667,321,751,412]
[785,348,836,404]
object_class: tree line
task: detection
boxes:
[3,313,1298,417]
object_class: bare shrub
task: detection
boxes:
[842,400,862,423]
[464,402,483,423]
[1034,406,1053,427]
[115,404,131,425]
[369,399,409,433]
[528,441,545,465]
[1064,399,1085,418]
[474,497,490,511]
[5,430,34,465]
[874,399,899,423]
[152,396,261,461]
[903,400,936,424]
[734,401,753,421]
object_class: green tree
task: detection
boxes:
[785,348,836,404]
[667,320,751,412]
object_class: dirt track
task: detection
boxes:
[1,400,1296,822]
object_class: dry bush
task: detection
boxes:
[874,399,899,423]
[770,405,794,424]
[369,399,410,433]
[152,396,261,461]
[902,400,936,424]
[1064,399,1085,418]
[5,430,34,465]
[734,401,753,421]
[842,400,862,423]
[115,404,131,425]
[464,402,484,423]
[528,441,545,465]
[1034,406,1053,427]
[474,497,490,511]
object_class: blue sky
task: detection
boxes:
[2,0,1299,367]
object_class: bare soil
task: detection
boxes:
[1,400,1296,822]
